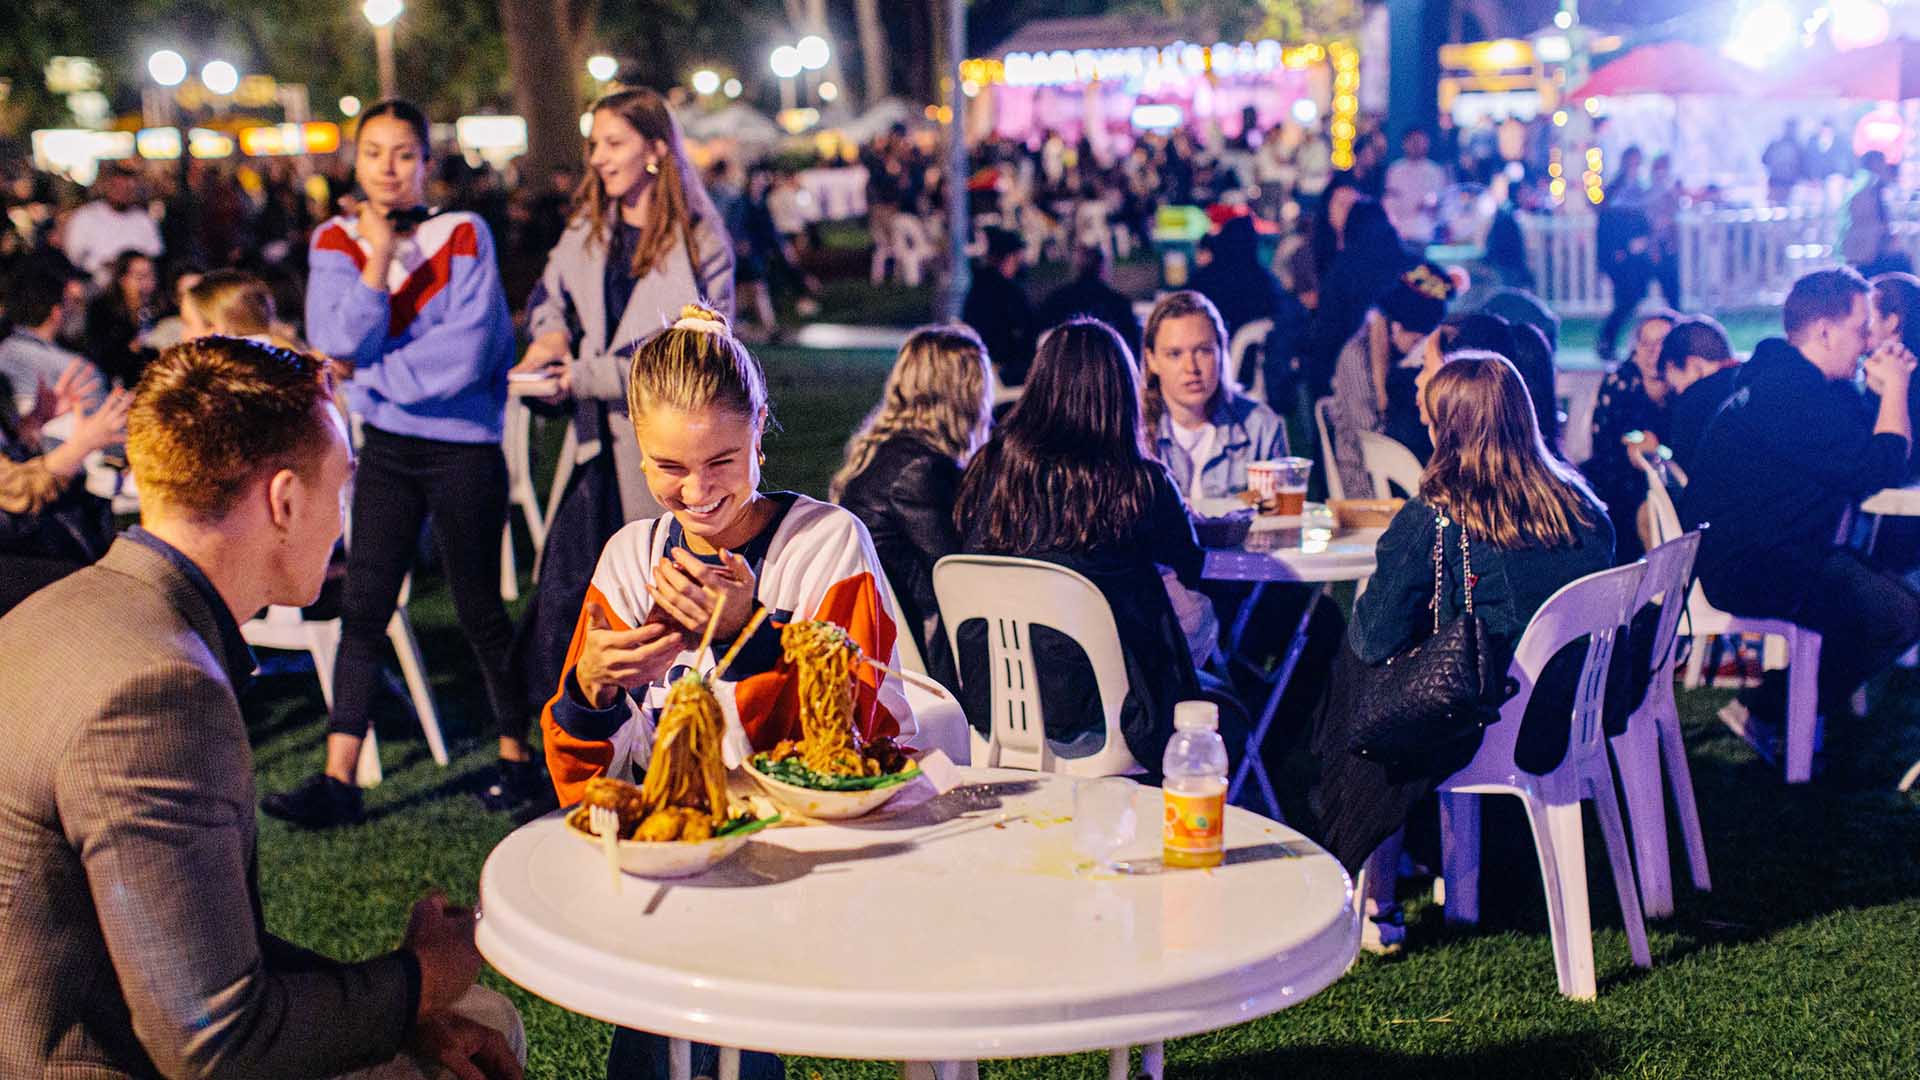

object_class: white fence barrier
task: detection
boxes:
[1519,205,1920,317]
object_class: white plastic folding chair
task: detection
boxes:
[1356,430,1423,500]
[1228,317,1273,403]
[1312,396,1345,501]
[930,554,1160,1080]
[1640,457,1824,782]
[1608,532,1711,919]
[1437,562,1653,1000]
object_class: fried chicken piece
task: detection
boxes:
[582,776,648,837]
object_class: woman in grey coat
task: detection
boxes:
[517,86,736,522]
[510,87,736,796]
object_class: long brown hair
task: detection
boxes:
[954,318,1162,553]
[1140,289,1232,433]
[829,324,993,501]
[1420,351,1599,549]
[576,88,714,281]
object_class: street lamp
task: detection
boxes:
[691,69,721,96]
[723,78,743,99]
[148,49,187,87]
[770,45,802,111]
[340,95,363,117]
[363,0,403,100]
[818,81,839,103]
[201,60,239,97]
[587,54,619,82]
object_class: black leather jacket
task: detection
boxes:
[837,436,963,688]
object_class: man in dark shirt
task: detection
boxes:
[1654,314,1741,471]
[1681,267,1920,751]
[962,226,1037,385]
[1037,244,1142,360]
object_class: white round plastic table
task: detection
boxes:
[1201,522,1381,817]
[476,769,1358,1073]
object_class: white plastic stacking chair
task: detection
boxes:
[240,583,448,788]
[1356,430,1423,500]
[1436,562,1653,1000]
[1228,317,1273,403]
[1313,396,1345,502]
[932,554,1148,778]
[501,399,551,598]
[1608,532,1711,919]
[930,554,1159,1080]
[533,421,581,581]
[1640,457,1824,782]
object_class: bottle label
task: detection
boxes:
[1163,785,1225,866]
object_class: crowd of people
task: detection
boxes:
[2,84,1919,1080]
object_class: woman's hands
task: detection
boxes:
[511,331,572,405]
[353,197,399,292]
[573,598,689,709]
[647,548,757,643]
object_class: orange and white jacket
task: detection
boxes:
[542,493,912,806]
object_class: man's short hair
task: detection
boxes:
[1657,315,1735,374]
[5,266,73,329]
[1784,266,1871,339]
[127,337,338,519]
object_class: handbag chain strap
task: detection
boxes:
[1431,510,1475,634]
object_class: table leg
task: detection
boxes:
[900,1063,979,1080]
[1223,581,1267,659]
[668,1038,692,1080]
[1227,584,1324,821]
[718,1047,740,1080]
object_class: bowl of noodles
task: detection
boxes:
[742,620,922,821]
[566,672,778,878]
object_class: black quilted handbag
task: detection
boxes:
[1348,511,1504,765]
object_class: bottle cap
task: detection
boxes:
[1173,700,1219,732]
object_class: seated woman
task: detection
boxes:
[953,317,1250,774]
[84,250,159,388]
[1328,264,1454,499]
[1,360,131,615]
[1141,290,1289,502]
[1583,310,1676,562]
[543,306,912,1080]
[831,324,994,691]
[1309,351,1613,953]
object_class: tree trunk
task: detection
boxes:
[802,0,850,106]
[500,0,584,189]
[854,0,890,106]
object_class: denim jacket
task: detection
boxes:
[1153,391,1290,500]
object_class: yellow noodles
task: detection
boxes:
[780,620,872,776]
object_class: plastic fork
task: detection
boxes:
[589,804,623,893]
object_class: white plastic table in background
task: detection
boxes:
[1201,519,1381,819]
[476,768,1358,1079]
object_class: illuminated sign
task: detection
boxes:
[1000,40,1294,88]
[1130,104,1185,131]
[454,114,529,156]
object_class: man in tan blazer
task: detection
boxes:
[0,337,520,1079]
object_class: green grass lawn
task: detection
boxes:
[248,343,1920,1079]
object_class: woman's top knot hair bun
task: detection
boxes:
[671,303,730,336]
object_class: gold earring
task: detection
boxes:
[758,451,766,465]
[645,160,660,175]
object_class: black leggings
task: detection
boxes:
[330,426,525,742]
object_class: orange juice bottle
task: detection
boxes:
[1162,701,1228,869]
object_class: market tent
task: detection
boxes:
[1567,41,1758,102]
[1771,37,1920,101]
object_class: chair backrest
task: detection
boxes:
[1356,430,1424,500]
[931,554,1140,776]
[1313,396,1345,502]
[1452,562,1647,788]
[1636,454,1686,546]
[1228,317,1273,396]
[1636,532,1701,685]
[875,567,927,675]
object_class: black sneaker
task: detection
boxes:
[261,773,364,829]
[476,758,544,813]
